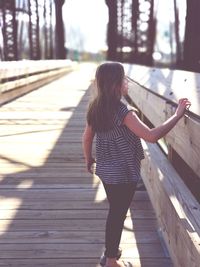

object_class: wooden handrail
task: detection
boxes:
[125,63,200,267]
[0,60,75,81]
[0,60,77,105]
[125,64,200,180]
[124,63,200,118]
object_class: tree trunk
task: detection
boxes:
[55,0,66,59]
[183,0,200,72]
[105,0,118,61]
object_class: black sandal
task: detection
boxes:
[99,247,122,266]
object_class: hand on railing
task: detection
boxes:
[175,98,191,119]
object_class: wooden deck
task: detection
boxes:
[0,63,173,267]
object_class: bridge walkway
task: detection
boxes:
[0,63,172,267]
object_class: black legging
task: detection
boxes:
[103,182,137,258]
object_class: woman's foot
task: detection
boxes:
[100,248,122,266]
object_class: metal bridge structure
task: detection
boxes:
[0,0,65,61]
[0,0,156,65]
[105,0,155,65]
[0,0,200,71]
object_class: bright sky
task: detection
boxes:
[63,0,108,53]
[62,0,186,57]
[154,0,186,57]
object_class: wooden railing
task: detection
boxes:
[124,64,200,267]
[0,60,77,105]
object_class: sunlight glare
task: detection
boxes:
[171,71,199,115]
[0,198,22,233]
[93,180,106,203]
[63,0,108,53]
[169,195,195,232]
[17,179,34,189]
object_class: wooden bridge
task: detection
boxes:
[0,61,199,267]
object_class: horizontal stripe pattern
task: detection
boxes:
[95,102,144,184]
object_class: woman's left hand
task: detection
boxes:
[87,157,96,173]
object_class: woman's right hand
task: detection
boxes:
[175,98,191,118]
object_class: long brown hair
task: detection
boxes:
[87,62,125,132]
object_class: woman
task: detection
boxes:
[82,62,191,267]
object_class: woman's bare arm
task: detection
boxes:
[123,98,191,143]
[82,124,95,172]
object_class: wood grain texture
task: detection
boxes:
[126,64,200,179]
[141,142,200,267]
[0,60,77,105]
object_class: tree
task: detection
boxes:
[183,0,200,72]
[55,0,66,59]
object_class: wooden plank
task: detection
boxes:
[0,243,166,259]
[141,142,200,267]
[0,67,73,93]
[124,61,200,266]
[127,74,200,179]
[0,69,75,106]
[0,184,97,189]
[165,105,200,176]
[0,198,153,210]
[0,189,150,201]
[124,63,200,117]
[0,60,77,80]
[0,209,155,220]
[0,218,157,232]
[0,258,173,267]
[0,60,79,106]
[0,230,160,244]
